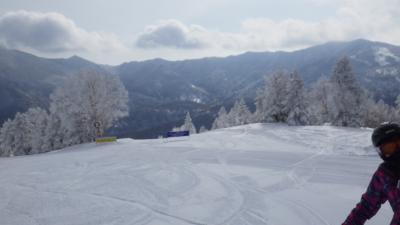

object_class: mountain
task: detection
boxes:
[0,48,102,124]
[1,39,400,138]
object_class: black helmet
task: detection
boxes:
[372,123,400,147]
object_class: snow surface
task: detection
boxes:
[0,123,393,225]
[374,47,400,66]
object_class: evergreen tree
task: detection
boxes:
[255,72,290,123]
[286,71,310,125]
[212,106,228,130]
[179,112,197,134]
[329,57,365,127]
[363,99,395,128]
[199,126,208,133]
[308,76,332,125]
[229,98,252,126]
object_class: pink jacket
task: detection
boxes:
[343,163,400,225]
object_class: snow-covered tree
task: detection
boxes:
[229,98,252,126]
[254,72,290,123]
[0,108,50,156]
[308,76,332,125]
[24,108,50,154]
[43,112,65,151]
[212,99,252,130]
[286,71,310,125]
[395,95,400,123]
[212,106,228,130]
[199,126,208,133]
[0,112,28,156]
[0,119,16,157]
[363,99,395,128]
[176,112,197,134]
[49,70,129,146]
[328,57,365,127]
[11,112,31,155]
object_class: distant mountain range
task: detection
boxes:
[1,39,399,138]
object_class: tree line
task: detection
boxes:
[0,70,129,157]
[2,57,399,156]
[211,57,400,130]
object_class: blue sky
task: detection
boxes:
[0,0,399,64]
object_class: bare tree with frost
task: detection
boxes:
[0,110,46,156]
[363,99,396,128]
[49,70,129,146]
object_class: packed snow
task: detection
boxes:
[0,123,394,225]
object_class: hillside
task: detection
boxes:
[1,39,400,138]
[0,124,392,225]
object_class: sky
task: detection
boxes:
[0,0,399,65]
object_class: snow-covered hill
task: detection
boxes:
[0,123,392,225]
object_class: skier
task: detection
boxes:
[343,123,400,225]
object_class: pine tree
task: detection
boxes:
[329,57,365,127]
[179,112,197,134]
[255,72,290,123]
[286,71,309,125]
[308,76,331,125]
[363,99,394,128]
[212,106,228,130]
[199,126,208,133]
[229,98,252,126]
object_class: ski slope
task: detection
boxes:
[0,123,393,225]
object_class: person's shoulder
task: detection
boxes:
[378,162,398,180]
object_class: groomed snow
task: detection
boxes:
[0,123,393,225]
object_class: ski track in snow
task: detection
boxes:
[0,123,390,225]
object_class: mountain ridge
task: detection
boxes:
[1,39,400,138]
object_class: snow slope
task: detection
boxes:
[0,123,393,225]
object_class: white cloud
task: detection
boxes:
[227,0,400,51]
[1,0,399,64]
[134,0,400,55]
[135,20,208,49]
[0,11,126,54]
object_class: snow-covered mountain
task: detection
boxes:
[0,123,391,225]
[1,39,400,138]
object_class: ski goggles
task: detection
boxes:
[375,138,400,157]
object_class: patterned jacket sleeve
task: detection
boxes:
[342,167,388,225]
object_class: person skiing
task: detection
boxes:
[343,122,400,225]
